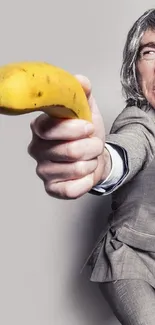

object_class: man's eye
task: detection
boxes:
[143,50,155,55]
[140,49,155,60]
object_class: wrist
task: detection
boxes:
[95,147,112,186]
[91,142,126,195]
[101,147,112,182]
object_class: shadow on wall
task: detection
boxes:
[67,195,119,325]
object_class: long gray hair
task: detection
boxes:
[121,8,155,107]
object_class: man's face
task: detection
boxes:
[137,29,155,108]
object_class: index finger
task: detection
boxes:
[30,113,94,141]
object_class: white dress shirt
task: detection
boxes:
[92,143,127,195]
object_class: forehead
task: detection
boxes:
[140,29,155,45]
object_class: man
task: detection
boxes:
[28,8,155,325]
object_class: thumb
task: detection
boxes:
[88,94,105,140]
[74,74,99,115]
[74,74,92,98]
[75,74,104,139]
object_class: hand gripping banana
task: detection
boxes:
[0,61,92,122]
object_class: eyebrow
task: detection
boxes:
[139,42,155,51]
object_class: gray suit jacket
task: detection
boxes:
[106,104,155,191]
[84,104,155,287]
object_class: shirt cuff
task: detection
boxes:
[91,143,126,195]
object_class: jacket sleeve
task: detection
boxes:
[105,105,155,190]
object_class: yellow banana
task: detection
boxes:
[0,61,92,122]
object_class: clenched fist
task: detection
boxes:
[28,75,111,199]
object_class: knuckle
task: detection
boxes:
[63,184,76,199]
[44,183,53,196]
[44,182,61,199]
[93,137,104,155]
[30,120,35,133]
[74,161,86,178]
[45,181,75,200]
[66,142,80,160]
[44,180,81,200]
[27,141,35,158]
[27,134,40,159]
[36,163,47,180]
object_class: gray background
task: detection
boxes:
[0,1,154,324]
